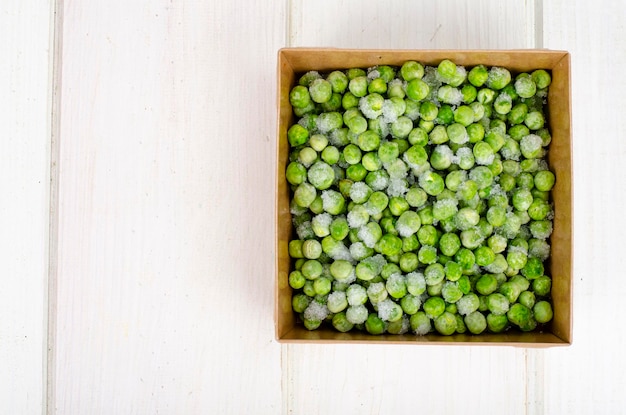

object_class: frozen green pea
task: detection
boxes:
[418,245,438,265]
[477,88,496,104]
[349,76,368,97]
[293,183,317,208]
[516,172,535,190]
[331,312,354,333]
[512,188,534,212]
[401,60,425,81]
[445,170,467,192]
[456,293,480,316]
[341,91,359,109]
[447,123,469,144]
[442,281,463,303]
[486,313,508,333]
[289,85,312,109]
[532,275,552,297]
[417,224,439,246]
[321,93,342,112]
[527,199,551,221]
[439,233,461,257]
[486,67,511,90]
[461,84,478,103]
[368,77,387,95]
[297,147,317,168]
[292,293,311,314]
[475,274,498,295]
[325,70,348,93]
[531,69,552,89]
[402,234,420,253]
[433,198,459,222]
[396,210,422,238]
[460,228,484,250]
[399,252,419,273]
[493,93,512,115]
[365,313,386,335]
[362,152,383,172]
[514,76,537,99]
[455,207,480,231]
[345,115,368,135]
[418,171,445,196]
[486,292,510,315]
[410,311,431,335]
[418,205,434,225]
[287,124,309,147]
[309,78,332,103]
[285,162,307,185]
[328,260,353,282]
[455,248,475,270]
[437,85,463,105]
[529,220,553,240]
[437,59,457,80]
[387,79,406,99]
[299,71,322,86]
[475,246,496,267]
[404,187,427,209]
[435,105,455,125]
[428,125,449,145]
[419,100,439,121]
[289,270,306,290]
[391,117,413,139]
[473,141,495,166]
[404,144,429,168]
[301,259,323,280]
[433,312,457,335]
[302,239,322,259]
[487,234,508,254]
[408,128,429,146]
[309,134,329,152]
[357,130,381,152]
[466,123,485,143]
[385,273,408,299]
[313,277,332,295]
[321,146,340,165]
[518,291,536,310]
[399,294,420,315]
[431,145,454,170]
[507,303,536,331]
[388,196,409,216]
[533,301,553,323]
[468,65,489,87]
[359,93,385,120]
[464,311,487,334]
[524,111,545,130]
[423,296,445,319]
[456,147,476,170]
[346,304,368,325]
[486,205,507,227]
[405,99,422,121]
[445,261,463,282]
[321,190,345,215]
[425,263,446,286]
[534,170,556,192]
[406,78,430,101]
[375,142,398,166]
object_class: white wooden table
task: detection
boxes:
[2,0,625,413]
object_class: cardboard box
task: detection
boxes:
[275,48,572,347]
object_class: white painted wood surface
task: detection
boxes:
[6,0,626,413]
[0,1,53,413]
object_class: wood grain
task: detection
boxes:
[536,0,626,413]
[54,0,285,412]
[0,1,53,413]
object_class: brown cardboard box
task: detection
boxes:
[275,49,572,346]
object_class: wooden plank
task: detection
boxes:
[283,1,537,413]
[289,0,538,49]
[54,0,285,412]
[0,1,53,413]
[534,0,626,413]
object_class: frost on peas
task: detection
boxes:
[346,305,369,325]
